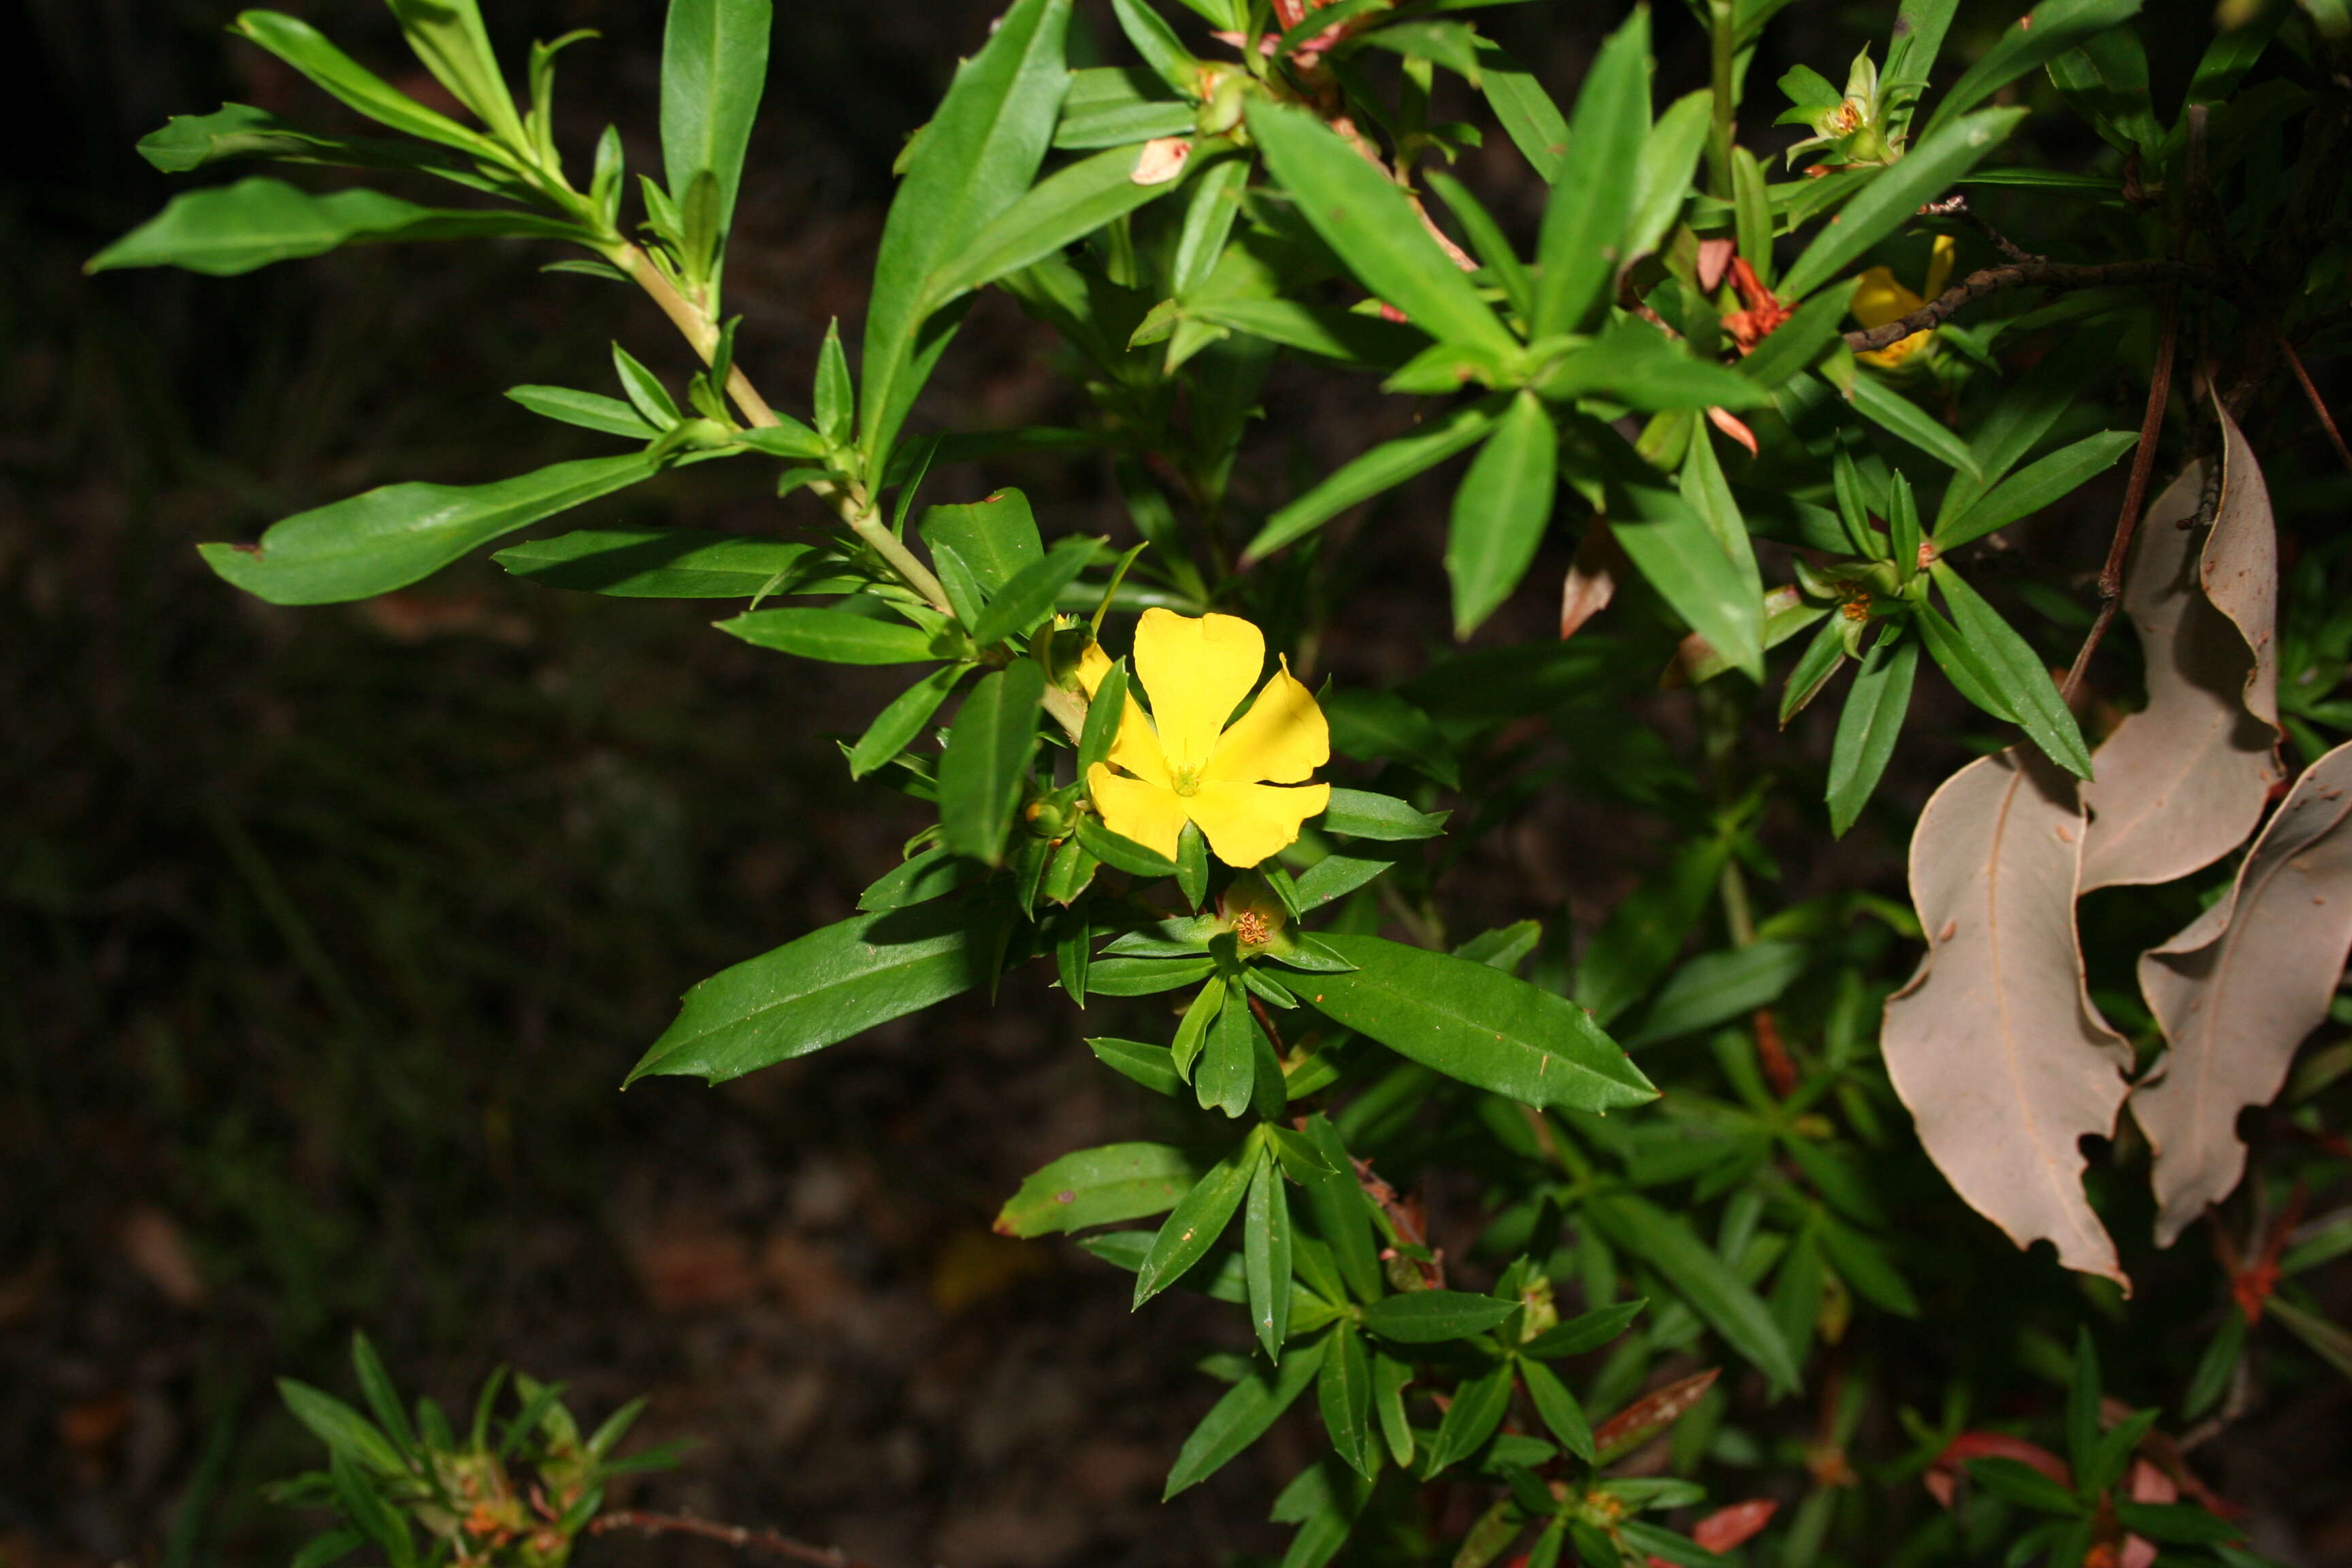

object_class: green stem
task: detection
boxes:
[610,242,954,616]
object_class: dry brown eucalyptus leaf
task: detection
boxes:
[1883,749,2134,1284]
[2078,436,2281,890]
[2134,741,2352,1246]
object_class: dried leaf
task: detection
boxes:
[2134,742,2352,1245]
[1559,519,1621,639]
[1690,1500,1778,1552]
[2079,437,2281,890]
[1591,1367,1718,1461]
[1882,749,2134,1284]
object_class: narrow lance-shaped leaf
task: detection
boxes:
[229,11,502,157]
[862,0,1072,468]
[2078,453,2281,890]
[717,607,941,664]
[2134,742,2352,1245]
[1826,632,1917,836]
[1162,1335,1327,1497]
[1935,430,2139,549]
[88,177,588,277]
[1243,398,1502,563]
[660,0,772,243]
[1610,484,1764,684]
[626,898,1007,1085]
[1243,101,1514,356]
[995,1143,1202,1237]
[200,453,661,605]
[1302,934,1656,1113]
[1586,1197,1801,1393]
[1778,108,2027,300]
[1922,0,2145,135]
[1473,41,1569,181]
[930,140,1196,304]
[1933,564,2093,779]
[1880,749,2134,1283]
[938,662,1046,866]
[495,530,838,598]
[1135,1146,1257,1307]
[1532,7,1649,337]
[1446,392,1557,638]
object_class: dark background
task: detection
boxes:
[4,0,2346,1564]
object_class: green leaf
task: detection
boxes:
[611,344,681,428]
[1780,613,1851,725]
[1519,1356,1595,1462]
[1777,108,2027,300]
[229,11,500,156]
[505,385,658,439]
[971,538,1099,644]
[736,418,830,460]
[1052,65,1193,148]
[921,489,1045,591]
[1422,1363,1514,1474]
[1426,170,1531,323]
[629,906,1000,1091]
[1176,822,1210,910]
[1610,484,1764,683]
[1136,1147,1258,1307]
[1531,7,1648,337]
[493,528,830,598]
[1935,431,2138,548]
[1305,935,1656,1112]
[276,1380,408,1475]
[1842,372,1983,478]
[1446,391,1558,637]
[1473,41,1569,181]
[135,102,459,177]
[1586,1194,1801,1393]
[1735,281,1857,391]
[1361,1290,1518,1343]
[1813,1214,1919,1316]
[932,141,1192,304]
[851,664,968,779]
[1245,101,1515,356]
[348,1333,416,1452]
[1544,319,1773,412]
[1623,941,1808,1047]
[857,848,975,913]
[1916,601,2019,723]
[862,0,1072,468]
[716,606,940,664]
[1923,0,2143,135]
[1245,398,1501,561]
[1109,0,1198,97]
[1964,1456,2082,1514]
[1075,814,1182,879]
[660,0,772,244]
[201,453,659,605]
[1627,91,1712,262]
[1826,633,1918,836]
[383,0,523,146]
[2112,1503,2244,1546]
[1172,155,1251,297]
[88,177,586,277]
[1086,956,1215,995]
[1188,295,1425,369]
[1300,1115,1383,1303]
[1520,1299,1646,1358]
[1162,1336,1328,1497]
[938,662,1046,865]
[1932,564,2092,777]
[1290,849,1399,911]
[1088,1035,1184,1096]
[1200,986,1260,1117]
[996,1141,1203,1237]
[1319,1322,1377,1477]
[1245,1152,1294,1357]
[1322,789,1448,841]
[1577,837,1732,1026]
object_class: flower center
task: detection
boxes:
[1233,911,1269,947]
[1171,766,1203,798]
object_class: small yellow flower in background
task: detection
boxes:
[1079,609,1330,868]
[1852,234,1957,370]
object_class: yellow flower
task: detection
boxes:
[1852,233,1956,370]
[1079,609,1330,868]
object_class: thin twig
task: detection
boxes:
[1840,259,2207,354]
[2061,287,2182,700]
[1916,192,2042,263]
[2280,336,2352,474]
[588,1510,879,1568]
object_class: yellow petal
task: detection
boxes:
[1922,233,1957,299]
[1132,608,1264,775]
[1108,693,1173,788]
[1858,331,1932,371]
[1075,640,1113,697]
[1207,656,1328,785]
[1850,266,1923,330]
[1087,766,1189,860]
[1184,781,1331,868]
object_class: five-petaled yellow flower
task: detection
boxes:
[1076,609,1330,868]
[1852,233,1956,370]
